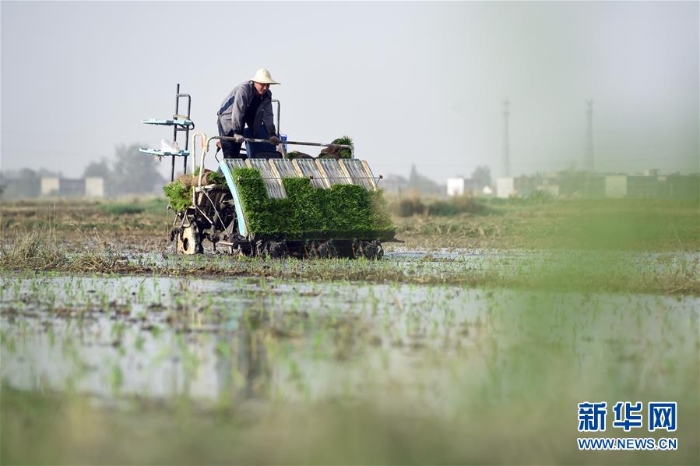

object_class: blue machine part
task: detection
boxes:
[218,159,249,238]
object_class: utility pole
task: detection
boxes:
[503,100,510,177]
[585,99,594,173]
[584,99,594,198]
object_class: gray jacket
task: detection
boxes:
[217,81,276,137]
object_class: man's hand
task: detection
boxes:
[232,134,244,143]
[269,135,281,145]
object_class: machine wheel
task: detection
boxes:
[352,240,383,260]
[367,240,384,260]
[255,239,289,259]
[317,240,338,259]
[177,223,202,255]
[305,240,338,259]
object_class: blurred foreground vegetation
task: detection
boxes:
[386,194,700,252]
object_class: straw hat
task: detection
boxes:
[251,68,280,85]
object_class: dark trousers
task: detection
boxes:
[218,121,276,159]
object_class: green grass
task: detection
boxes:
[393,198,700,252]
[1,198,698,294]
[100,203,145,215]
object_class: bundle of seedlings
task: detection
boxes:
[286,151,314,159]
[233,167,394,240]
[163,168,226,212]
[286,136,354,160]
[317,136,354,159]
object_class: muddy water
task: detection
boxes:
[1,273,697,414]
[0,275,482,403]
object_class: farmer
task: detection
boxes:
[216,68,282,159]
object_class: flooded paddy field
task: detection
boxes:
[2,270,698,464]
[1,199,699,464]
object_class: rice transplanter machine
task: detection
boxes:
[140,84,396,259]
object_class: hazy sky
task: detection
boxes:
[2,1,698,182]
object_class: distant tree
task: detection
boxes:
[83,158,112,179]
[36,168,62,178]
[407,164,441,194]
[472,165,492,190]
[408,165,418,185]
[110,143,165,196]
[4,168,41,199]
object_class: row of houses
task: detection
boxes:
[442,171,698,200]
[1,174,107,199]
[493,171,698,200]
[39,177,105,197]
[5,172,698,201]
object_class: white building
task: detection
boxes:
[605,175,627,198]
[40,177,105,198]
[447,178,466,196]
[40,177,60,196]
[496,177,514,198]
[447,177,480,197]
[85,177,105,197]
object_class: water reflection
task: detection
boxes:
[216,310,272,402]
[0,274,697,412]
